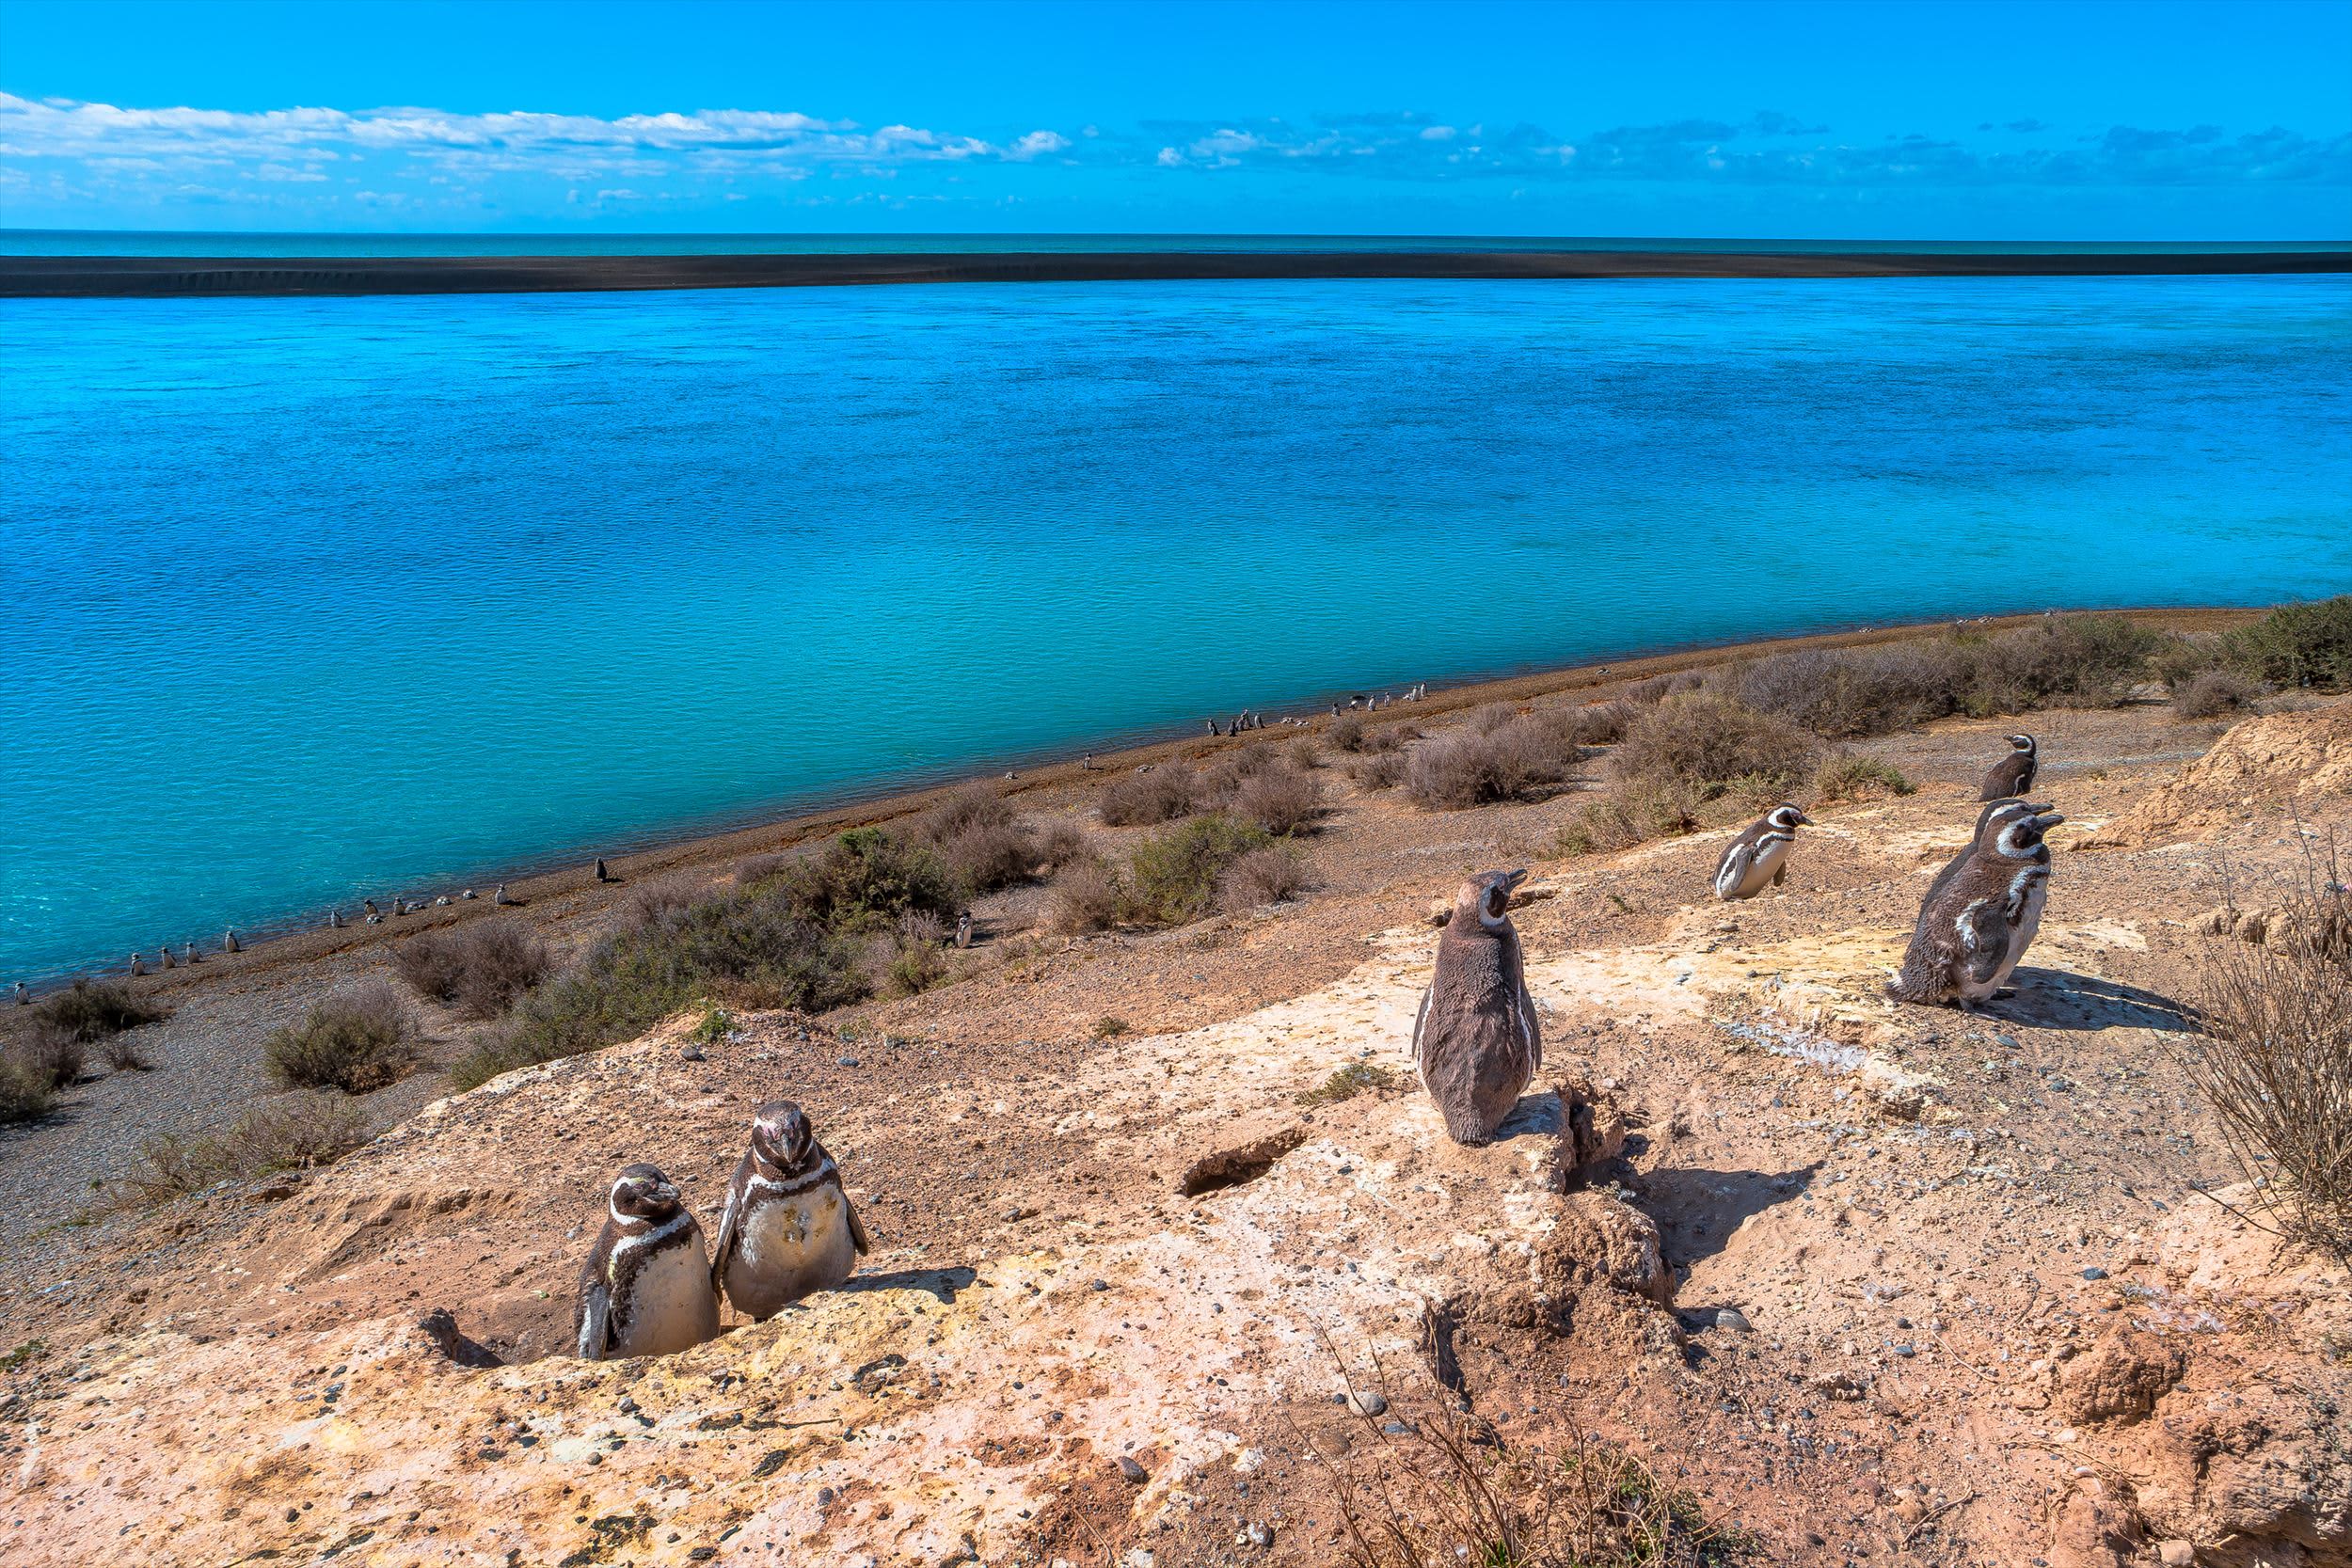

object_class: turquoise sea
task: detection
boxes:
[2,270,2348,981]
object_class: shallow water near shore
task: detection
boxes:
[2,273,2348,981]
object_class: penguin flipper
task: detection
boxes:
[709,1157,749,1291]
[1772,862,1787,887]
[1713,842,1753,899]
[1960,906,2010,988]
[846,1195,871,1257]
[577,1283,612,1361]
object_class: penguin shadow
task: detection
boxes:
[1983,969,2194,1033]
[1636,1163,1820,1271]
[836,1264,980,1306]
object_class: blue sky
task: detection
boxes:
[3,0,2347,236]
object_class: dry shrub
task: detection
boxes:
[123,1094,368,1204]
[1233,766,1327,836]
[101,1033,154,1071]
[1611,691,1818,800]
[1406,710,1587,810]
[1219,844,1314,911]
[626,871,707,930]
[1623,670,1702,705]
[1556,776,1708,856]
[1033,818,1089,873]
[1327,712,1370,752]
[1734,641,1973,737]
[1813,752,1915,803]
[2173,668,2261,721]
[1350,751,1407,790]
[393,922,552,1018]
[1125,815,1271,926]
[2178,862,2352,1259]
[916,784,1039,893]
[1312,1359,1739,1568]
[29,978,166,1044]
[884,916,952,996]
[1563,702,1631,745]
[21,1022,88,1089]
[1046,854,1125,935]
[264,982,419,1094]
[0,1056,56,1124]
[1099,767,1197,826]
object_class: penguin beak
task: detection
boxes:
[1793,811,1815,827]
[1502,868,1530,890]
[2034,812,2066,830]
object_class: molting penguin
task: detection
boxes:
[1412,869,1541,1146]
[1712,803,1813,901]
[574,1164,720,1361]
[1978,735,2039,801]
[1924,799,2047,909]
[709,1100,869,1321]
[1887,804,2065,1008]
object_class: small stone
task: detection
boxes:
[1245,1522,1275,1548]
[2156,1542,2195,1568]
[1715,1307,1754,1334]
[2082,1267,2108,1281]
[1382,1420,1413,1435]
[837,1055,860,1068]
[690,1551,717,1563]
[1116,1455,1148,1483]
[680,1044,707,1062]
[817,1486,835,1505]
[1090,1279,1111,1291]
[1348,1391,1388,1417]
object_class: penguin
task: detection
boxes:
[363,898,381,919]
[493,883,511,906]
[574,1164,721,1361]
[12,981,27,1006]
[433,895,450,907]
[1925,800,2048,909]
[596,859,614,884]
[955,912,974,949]
[1712,803,1813,900]
[1887,804,2065,1008]
[222,929,240,954]
[328,909,344,929]
[1411,869,1541,1146]
[1978,735,2038,801]
[1206,720,1221,737]
[160,944,177,971]
[183,941,199,966]
[460,888,477,901]
[709,1101,869,1321]
[129,952,145,976]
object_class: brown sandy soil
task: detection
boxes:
[4,657,2347,1568]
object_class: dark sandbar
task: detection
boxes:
[6,247,2346,298]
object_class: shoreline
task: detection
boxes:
[3,248,2346,298]
[3,602,2263,1009]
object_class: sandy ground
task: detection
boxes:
[2,685,2346,1568]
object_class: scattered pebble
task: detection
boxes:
[1116,1455,1147,1483]
[2082,1267,2109,1281]
[1715,1307,1754,1334]
[1348,1391,1388,1417]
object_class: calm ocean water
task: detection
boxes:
[2,274,2348,981]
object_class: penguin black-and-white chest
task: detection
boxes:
[1716,830,1794,899]
[1957,863,2048,998]
[597,1214,720,1358]
[719,1165,859,1320]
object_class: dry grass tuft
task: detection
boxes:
[393,922,553,1019]
[263,982,420,1095]
[1406,708,1588,809]
[1296,1060,1399,1105]
[122,1095,369,1204]
[1812,752,1915,803]
[1311,1357,1740,1568]
[2172,668,2262,721]
[0,1056,56,1124]
[1099,767,1199,826]
[1233,765,1328,836]
[1219,844,1316,911]
[2178,856,2352,1260]
[28,979,167,1045]
[1046,854,1126,935]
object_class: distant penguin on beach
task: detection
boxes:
[1712,803,1813,901]
[160,944,176,970]
[955,912,974,949]
[13,981,27,1006]
[222,929,240,954]
[596,859,613,884]
[183,942,199,966]
[1412,869,1541,1146]
[1978,735,2039,801]
[328,909,344,929]
[460,888,477,900]
[129,952,145,976]
[493,884,511,906]
[363,898,380,919]
[1887,803,2064,1008]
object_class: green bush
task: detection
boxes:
[1813,752,1915,802]
[1124,815,1272,927]
[2223,596,2352,690]
[765,827,962,934]
[0,1057,56,1124]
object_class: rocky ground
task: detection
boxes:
[2,693,2347,1568]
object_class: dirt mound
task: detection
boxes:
[2089,704,2352,847]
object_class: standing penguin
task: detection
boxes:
[1712,803,1813,901]
[222,928,240,954]
[1412,869,1541,1146]
[1978,735,2038,801]
[575,1164,720,1361]
[12,981,27,1006]
[1925,799,2047,908]
[1887,804,2065,1007]
[709,1101,869,1321]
